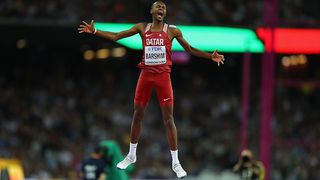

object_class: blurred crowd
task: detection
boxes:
[0,0,319,27]
[0,57,241,178]
[271,87,320,179]
[1,52,320,179]
[0,0,320,178]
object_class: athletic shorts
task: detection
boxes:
[134,70,173,106]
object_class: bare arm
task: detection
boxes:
[78,20,144,41]
[172,27,225,66]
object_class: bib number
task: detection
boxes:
[145,46,166,65]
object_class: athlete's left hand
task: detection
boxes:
[211,50,225,67]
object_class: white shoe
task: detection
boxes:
[172,163,187,179]
[116,156,136,170]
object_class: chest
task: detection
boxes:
[143,31,171,45]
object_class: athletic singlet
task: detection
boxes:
[138,23,172,73]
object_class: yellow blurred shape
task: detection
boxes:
[16,39,27,49]
[83,50,95,61]
[96,48,110,59]
[0,159,25,180]
[298,54,307,65]
[281,56,290,67]
[112,47,126,58]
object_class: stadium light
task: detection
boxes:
[96,48,110,59]
[83,50,95,61]
[112,47,127,58]
[16,39,27,49]
[94,23,264,53]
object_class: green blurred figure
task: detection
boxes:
[99,140,134,180]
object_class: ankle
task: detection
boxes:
[127,154,136,161]
[172,161,180,166]
[170,150,180,165]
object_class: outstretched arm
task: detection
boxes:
[78,20,143,41]
[172,27,225,66]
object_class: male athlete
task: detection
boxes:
[78,1,225,178]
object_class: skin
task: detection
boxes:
[78,1,225,151]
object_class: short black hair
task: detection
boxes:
[151,0,166,9]
[93,146,105,155]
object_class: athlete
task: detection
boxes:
[78,0,225,178]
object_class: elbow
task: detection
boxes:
[111,33,119,41]
[184,46,192,53]
[186,47,193,55]
[115,35,121,41]
[112,36,119,41]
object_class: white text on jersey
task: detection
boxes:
[146,38,164,46]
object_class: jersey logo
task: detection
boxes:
[163,98,171,102]
[145,34,152,37]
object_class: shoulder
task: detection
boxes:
[169,24,177,29]
[132,22,148,32]
[135,22,147,27]
[81,159,90,167]
[168,24,181,37]
[168,24,178,31]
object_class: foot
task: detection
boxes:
[172,163,187,179]
[116,156,136,170]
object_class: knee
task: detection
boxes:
[163,114,174,127]
[133,109,144,122]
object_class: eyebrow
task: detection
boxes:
[156,4,166,8]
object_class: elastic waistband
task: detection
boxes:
[141,70,170,76]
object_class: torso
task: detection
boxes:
[138,23,173,73]
[82,158,105,180]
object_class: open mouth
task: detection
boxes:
[157,11,164,18]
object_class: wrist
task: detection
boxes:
[93,28,97,34]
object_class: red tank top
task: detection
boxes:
[138,23,172,73]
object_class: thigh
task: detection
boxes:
[155,73,174,106]
[134,71,153,106]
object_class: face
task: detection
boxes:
[150,1,166,22]
[241,149,253,159]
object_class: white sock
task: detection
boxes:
[170,150,180,165]
[127,142,138,159]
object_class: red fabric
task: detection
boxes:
[134,70,173,106]
[138,24,172,73]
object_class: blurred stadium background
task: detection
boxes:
[0,0,320,179]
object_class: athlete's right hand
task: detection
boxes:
[78,20,96,34]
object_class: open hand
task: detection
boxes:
[78,20,95,34]
[211,50,225,67]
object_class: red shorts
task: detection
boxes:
[134,70,173,106]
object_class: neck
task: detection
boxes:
[152,19,163,28]
[91,154,100,159]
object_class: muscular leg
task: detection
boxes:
[130,71,153,143]
[160,105,177,150]
[130,104,147,143]
[156,73,187,178]
[117,71,152,170]
[161,105,187,178]
[117,104,147,170]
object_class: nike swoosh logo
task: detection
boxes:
[145,34,152,37]
[163,98,171,102]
